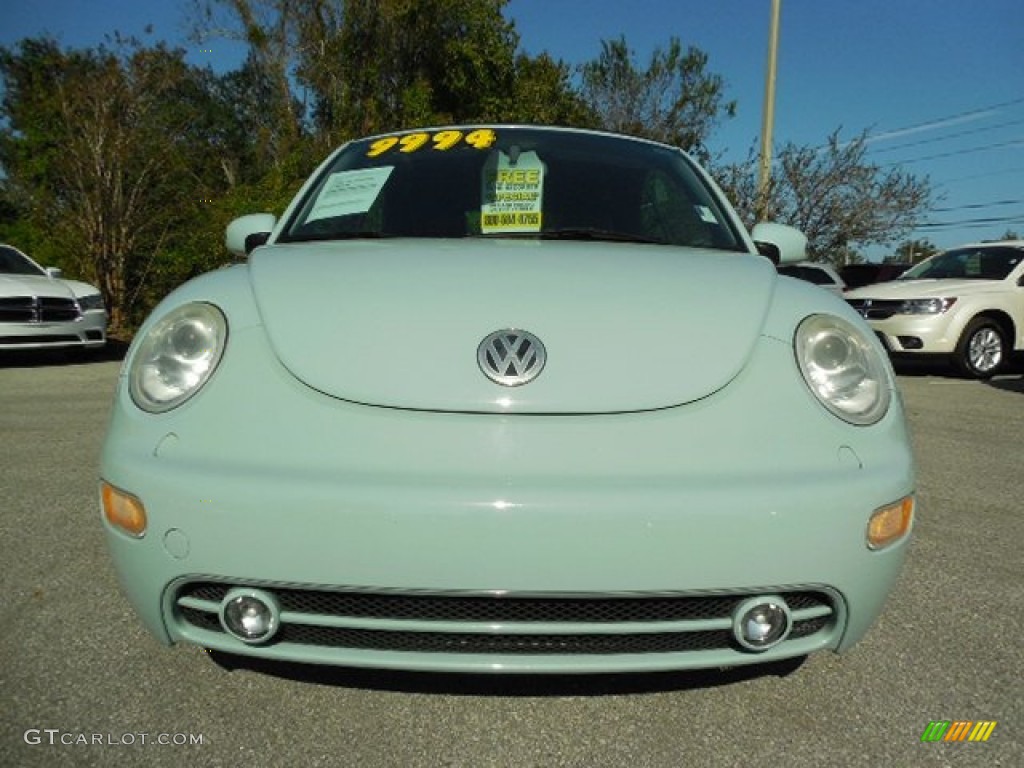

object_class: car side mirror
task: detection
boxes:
[45,266,64,279]
[226,213,278,257]
[245,232,271,253]
[750,222,807,265]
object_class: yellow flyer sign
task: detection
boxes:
[481,151,544,233]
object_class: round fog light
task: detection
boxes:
[732,597,792,652]
[219,589,280,644]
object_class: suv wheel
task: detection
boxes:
[954,318,1006,378]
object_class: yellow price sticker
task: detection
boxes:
[399,133,430,152]
[366,129,497,157]
[431,130,463,150]
[465,129,497,149]
[366,137,398,157]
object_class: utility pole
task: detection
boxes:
[757,0,781,222]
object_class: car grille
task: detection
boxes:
[0,296,81,323]
[174,581,837,656]
[846,298,903,320]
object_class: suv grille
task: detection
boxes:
[0,296,81,323]
[846,298,903,320]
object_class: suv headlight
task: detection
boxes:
[900,297,956,314]
[129,302,227,413]
[795,314,891,425]
[77,293,105,311]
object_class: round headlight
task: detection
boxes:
[795,314,891,425]
[129,302,227,413]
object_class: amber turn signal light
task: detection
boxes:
[867,495,914,550]
[101,482,147,537]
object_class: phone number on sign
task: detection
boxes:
[24,729,205,746]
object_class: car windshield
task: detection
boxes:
[899,246,1023,281]
[279,127,745,252]
[0,245,45,276]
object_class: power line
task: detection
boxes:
[916,213,1024,230]
[883,137,1024,166]
[929,199,1023,213]
[850,97,1024,168]
[868,117,1024,155]
[942,166,1024,184]
[811,96,1024,154]
[867,96,1024,143]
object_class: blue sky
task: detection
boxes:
[2,0,1022,256]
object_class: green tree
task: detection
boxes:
[209,55,311,185]
[893,238,938,263]
[502,52,596,127]
[0,38,236,329]
[716,131,933,263]
[194,0,534,145]
[579,36,735,158]
[323,0,518,136]
[191,0,307,166]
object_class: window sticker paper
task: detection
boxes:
[306,167,394,223]
[696,205,718,224]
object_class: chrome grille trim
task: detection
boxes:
[845,298,903,320]
[178,582,832,622]
[173,580,839,656]
[0,296,81,323]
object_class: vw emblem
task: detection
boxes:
[477,329,546,386]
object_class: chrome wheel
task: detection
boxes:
[955,319,1005,378]
[968,327,1003,373]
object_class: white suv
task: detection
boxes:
[845,240,1024,377]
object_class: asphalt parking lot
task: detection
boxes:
[1,352,1021,767]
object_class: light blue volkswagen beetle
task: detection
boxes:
[100,126,915,674]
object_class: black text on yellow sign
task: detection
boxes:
[483,212,542,229]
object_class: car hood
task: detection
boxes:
[0,274,76,299]
[845,278,1009,299]
[248,239,776,414]
[62,279,102,298]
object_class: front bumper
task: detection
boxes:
[101,324,915,674]
[859,314,958,354]
[0,310,107,350]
